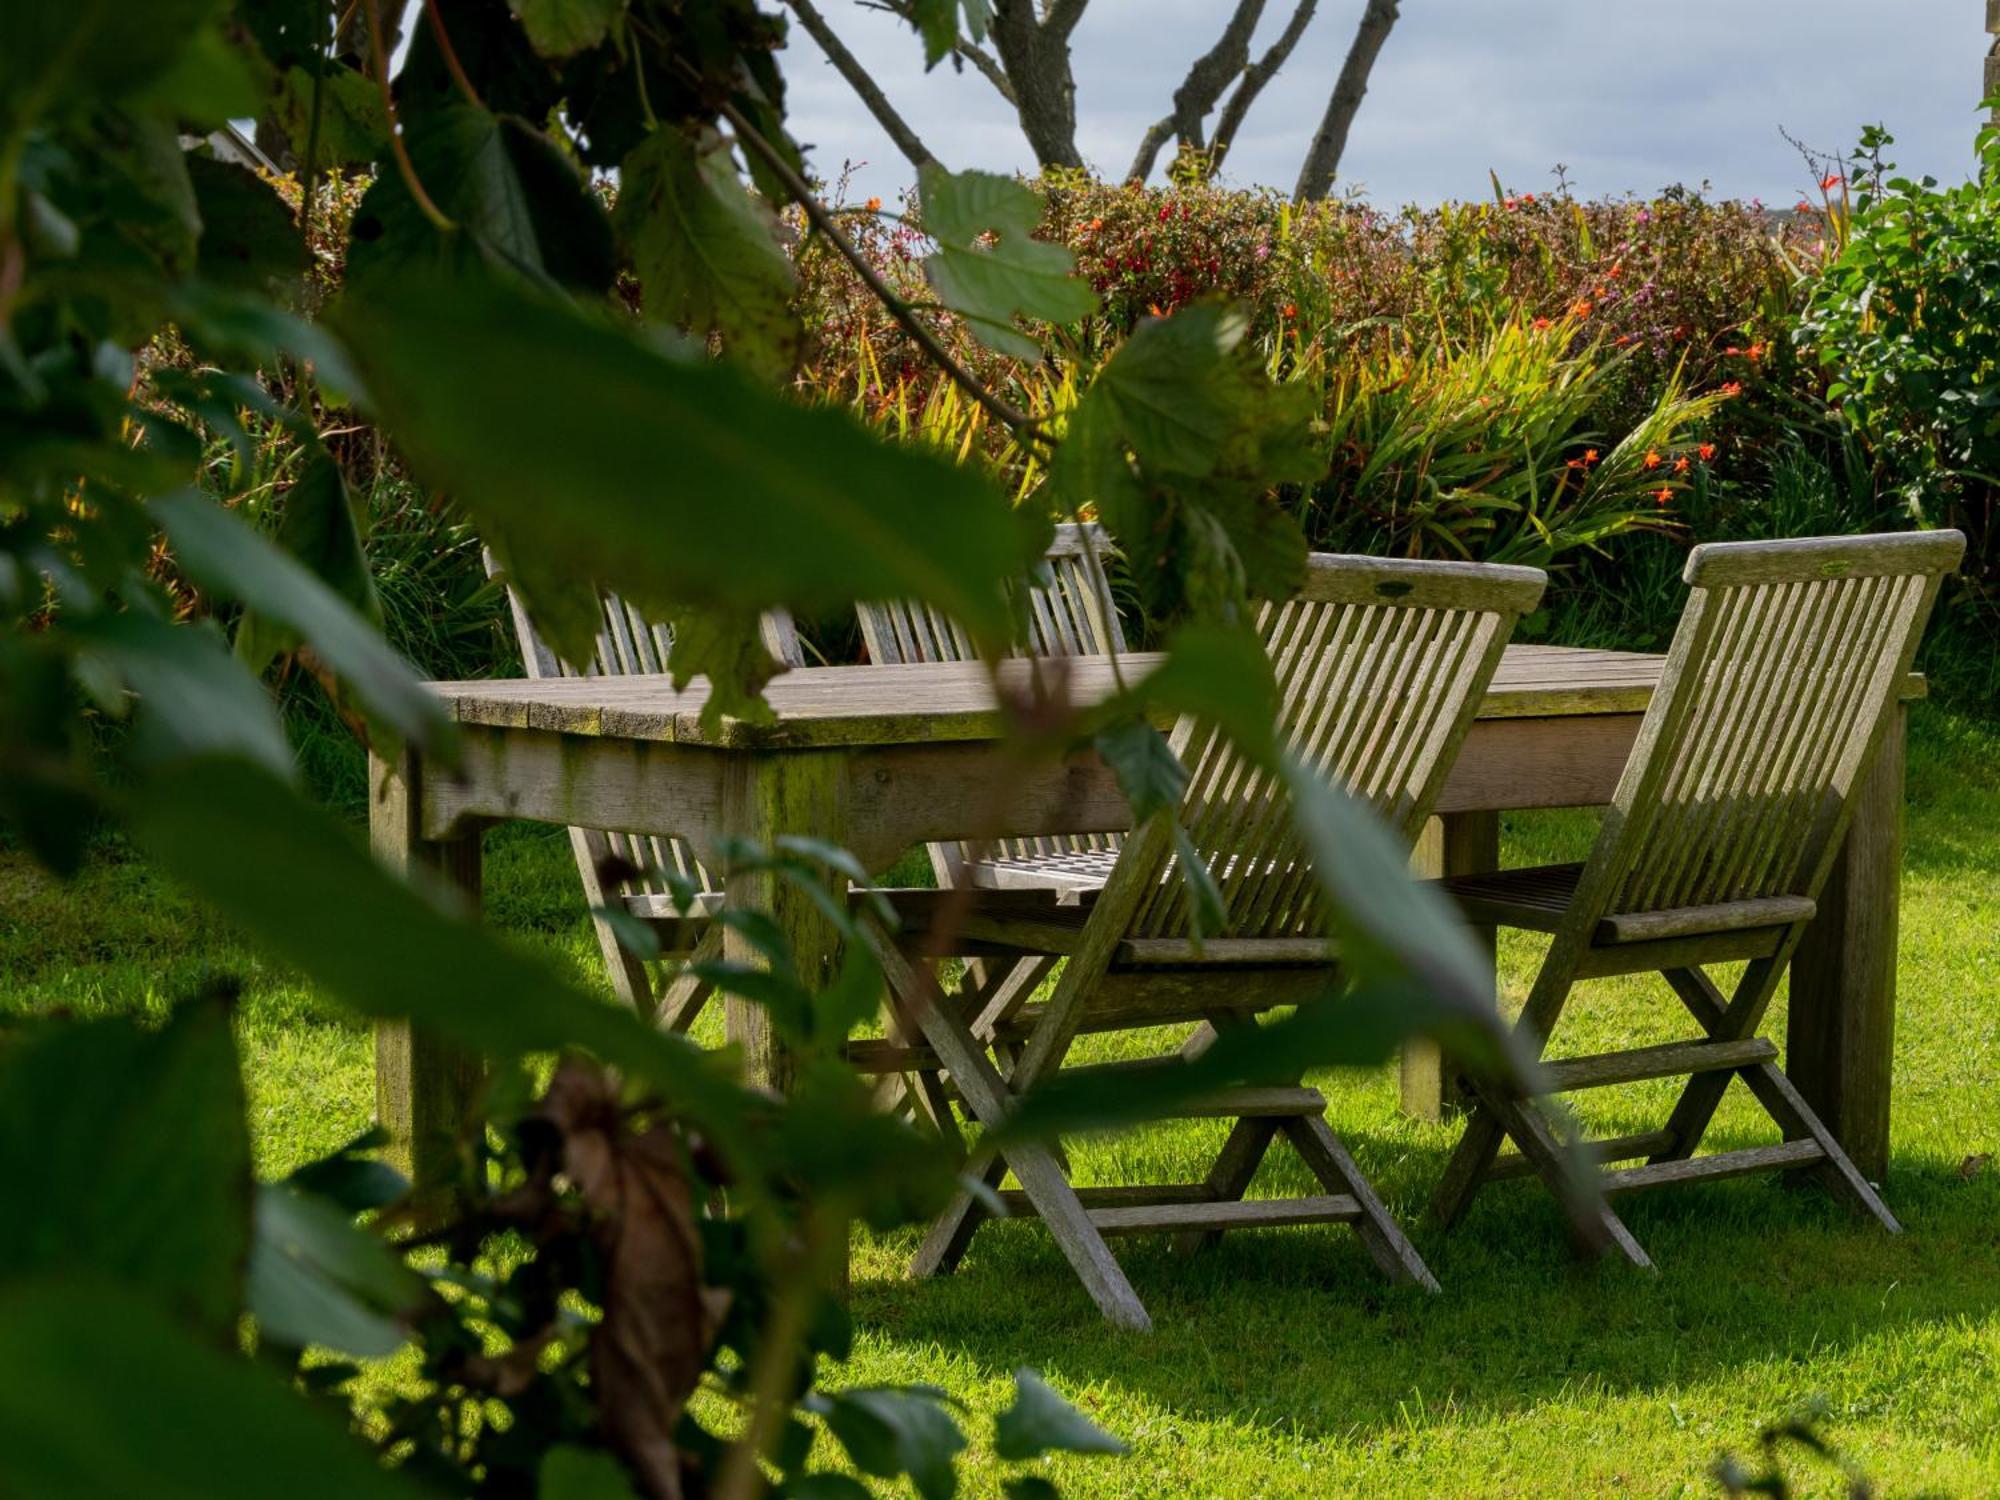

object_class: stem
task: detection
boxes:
[365,0,454,232]
[713,1207,843,1500]
[704,88,1046,438]
[424,0,486,109]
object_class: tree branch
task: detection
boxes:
[706,91,1045,437]
[1125,0,1266,183]
[1042,0,1091,43]
[785,0,940,172]
[861,0,1018,102]
[1293,0,1400,201]
[1209,0,1317,175]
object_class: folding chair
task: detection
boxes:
[860,554,1548,1329]
[1428,530,1965,1267]
[492,560,803,1025]
[857,521,1129,899]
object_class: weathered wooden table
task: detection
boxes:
[373,645,1916,1184]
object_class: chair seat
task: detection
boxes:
[1439,864,1817,946]
[965,849,1119,896]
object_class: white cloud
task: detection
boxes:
[777,0,1989,206]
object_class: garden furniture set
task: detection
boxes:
[380,526,1962,1332]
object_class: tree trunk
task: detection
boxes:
[1292,0,1400,201]
[787,0,939,171]
[991,0,1085,170]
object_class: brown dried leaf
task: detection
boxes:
[1959,1153,1991,1181]
[537,1061,728,1500]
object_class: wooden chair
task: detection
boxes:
[1427,530,1965,1267]
[493,562,803,1025]
[858,554,1548,1329]
[856,521,1129,899]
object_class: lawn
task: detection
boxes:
[4,704,1997,1497]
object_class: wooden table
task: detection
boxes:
[374,645,1915,1184]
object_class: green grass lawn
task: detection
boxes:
[4,705,1997,1496]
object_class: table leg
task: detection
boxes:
[370,748,487,1202]
[720,752,850,1289]
[1788,703,1904,1183]
[1401,811,1500,1122]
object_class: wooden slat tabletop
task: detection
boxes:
[430,644,1677,749]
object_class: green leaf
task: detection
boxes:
[814,1388,967,1500]
[69,611,295,777]
[152,490,448,754]
[1068,304,1246,476]
[187,154,307,309]
[1092,717,1185,824]
[134,24,263,127]
[661,603,786,728]
[286,1130,407,1213]
[0,1280,429,1498]
[125,757,754,1154]
[0,1003,249,1335]
[333,271,1043,667]
[508,0,628,57]
[616,126,801,379]
[0,0,223,120]
[919,165,1097,360]
[346,105,615,296]
[272,62,387,170]
[994,1369,1127,1461]
[246,1185,428,1358]
[788,1476,873,1500]
[907,0,993,67]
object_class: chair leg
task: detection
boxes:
[1287,1114,1440,1291]
[911,1153,1005,1277]
[1742,1063,1901,1232]
[655,926,723,1033]
[1650,959,1783,1163]
[1170,1115,1279,1257]
[1428,1104,1508,1232]
[862,919,1152,1331]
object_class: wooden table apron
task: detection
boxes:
[370,647,1912,1190]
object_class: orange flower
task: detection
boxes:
[1282,302,1298,320]
[1566,458,1584,470]
[1643,449,1663,469]
[1087,216,1104,232]
[1724,346,1741,355]
[1721,381,1743,397]
[1614,334,1635,346]
[1654,486,1673,505]
[865,196,883,212]
[1698,442,1717,461]
[1531,315,1553,330]
[1673,456,1691,474]
[1147,302,1167,318]
[1570,299,1594,318]
[1585,448,1599,464]
[1747,342,1766,360]
[1821,172,1843,191]
[1795,200,1816,214]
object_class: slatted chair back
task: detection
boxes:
[1125,554,1547,942]
[491,557,802,1011]
[1570,531,1964,934]
[856,522,1127,666]
[857,523,1129,883]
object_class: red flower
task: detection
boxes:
[1795,200,1816,214]
[1531,315,1553,329]
[1654,486,1674,505]
[1570,299,1594,318]
[1698,442,1717,461]
[1721,381,1743,397]
[1673,456,1691,474]
[1281,302,1298,321]
[1821,172,1843,191]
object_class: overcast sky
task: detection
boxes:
[780,1,1990,207]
